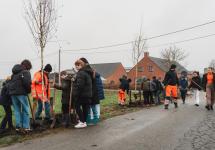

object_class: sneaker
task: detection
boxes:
[195,104,199,107]
[15,127,21,132]
[74,122,87,128]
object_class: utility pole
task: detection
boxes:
[58,48,61,85]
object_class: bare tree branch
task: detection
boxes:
[161,45,188,68]
[132,32,147,90]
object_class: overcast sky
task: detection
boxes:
[0,0,215,78]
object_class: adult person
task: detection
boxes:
[179,73,188,104]
[32,64,52,120]
[8,59,32,132]
[152,76,162,105]
[73,59,92,128]
[188,71,202,106]
[0,77,14,134]
[141,77,150,106]
[79,58,105,125]
[118,75,130,105]
[163,64,179,109]
[202,67,215,110]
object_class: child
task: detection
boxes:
[0,77,14,133]
[54,71,74,127]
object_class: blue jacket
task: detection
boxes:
[95,72,105,100]
[179,77,188,90]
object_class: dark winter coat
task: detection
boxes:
[54,76,72,104]
[72,65,93,104]
[163,70,179,86]
[8,64,31,95]
[119,78,130,93]
[179,77,188,91]
[141,79,150,92]
[188,76,202,90]
[95,72,105,101]
[91,72,105,105]
[0,81,12,106]
[202,73,215,91]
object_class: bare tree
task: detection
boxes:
[132,31,147,90]
[209,59,215,69]
[161,46,188,68]
[24,0,57,118]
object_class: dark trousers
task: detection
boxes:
[180,90,187,102]
[143,91,152,105]
[75,103,89,123]
[0,105,13,129]
[62,104,69,114]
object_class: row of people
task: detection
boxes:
[0,57,105,134]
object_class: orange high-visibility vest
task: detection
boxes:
[31,71,50,102]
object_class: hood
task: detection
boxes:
[12,64,23,74]
[81,65,93,76]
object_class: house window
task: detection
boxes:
[137,66,144,72]
[148,65,153,72]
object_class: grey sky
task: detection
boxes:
[0,0,215,78]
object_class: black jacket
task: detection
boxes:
[188,76,202,90]
[202,73,215,91]
[54,76,72,104]
[72,66,93,104]
[0,81,12,106]
[8,64,31,95]
[163,70,179,86]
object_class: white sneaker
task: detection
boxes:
[74,122,87,128]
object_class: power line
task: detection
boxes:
[62,33,215,54]
[62,20,215,52]
[149,33,215,48]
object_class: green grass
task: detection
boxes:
[0,90,142,147]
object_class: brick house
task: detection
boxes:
[90,62,127,88]
[127,52,188,88]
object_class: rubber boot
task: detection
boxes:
[174,102,178,108]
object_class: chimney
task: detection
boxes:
[144,51,149,57]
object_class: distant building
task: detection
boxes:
[91,62,127,88]
[127,52,188,87]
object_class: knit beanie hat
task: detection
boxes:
[44,64,52,72]
[170,64,177,70]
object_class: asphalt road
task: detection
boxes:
[2,92,215,150]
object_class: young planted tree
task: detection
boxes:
[24,0,57,118]
[132,32,147,90]
[161,46,188,68]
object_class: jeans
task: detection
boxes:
[35,100,51,119]
[154,91,161,104]
[89,104,100,119]
[12,95,30,129]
